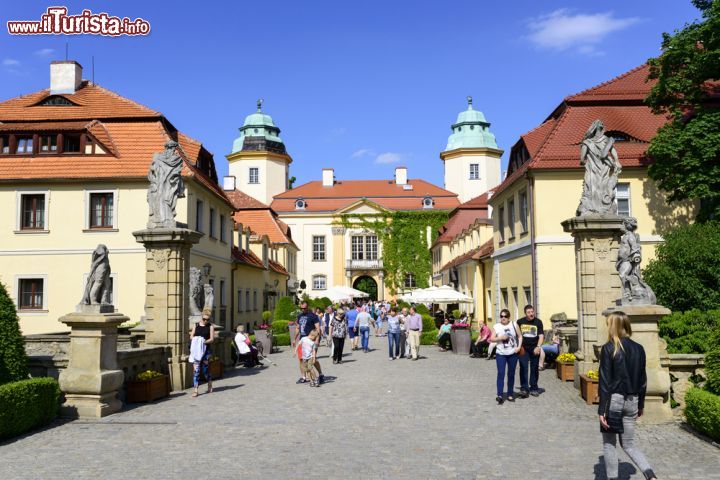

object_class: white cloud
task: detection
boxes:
[374,152,404,164]
[34,48,55,57]
[526,9,641,54]
[351,148,376,158]
[2,59,20,66]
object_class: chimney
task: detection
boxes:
[223,175,236,191]
[322,168,334,187]
[50,61,83,94]
[395,166,408,185]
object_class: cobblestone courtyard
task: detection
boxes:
[1,345,718,479]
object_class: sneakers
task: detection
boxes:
[506,395,516,402]
[519,389,529,399]
[296,378,308,384]
[496,396,504,405]
[530,390,540,397]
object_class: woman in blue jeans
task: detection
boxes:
[490,309,522,404]
[386,308,401,359]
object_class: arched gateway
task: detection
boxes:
[353,275,378,301]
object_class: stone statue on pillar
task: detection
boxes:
[203,283,214,312]
[147,140,185,229]
[576,120,622,216]
[189,267,203,317]
[78,244,113,313]
[617,217,657,306]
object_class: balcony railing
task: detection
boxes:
[346,258,383,270]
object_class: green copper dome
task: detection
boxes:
[231,99,286,154]
[445,96,498,151]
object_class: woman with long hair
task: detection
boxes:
[328,308,348,364]
[599,312,657,480]
[489,308,522,404]
[190,308,215,397]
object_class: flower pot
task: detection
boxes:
[254,329,273,355]
[580,374,599,405]
[556,361,574,382]
[125,375,169,403]
[451,329,471,355]
[208,359,224,379]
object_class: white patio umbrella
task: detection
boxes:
[307,288,353,303]
[410,285,473,304]
[333,285,370,298]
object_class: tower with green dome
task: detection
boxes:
[226,99,293,205]
[440,97,503,202]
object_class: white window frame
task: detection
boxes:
[83,189,118,231]
[312,275,327,290]
[14,274,48,314]
[248,167,260,185]
[312,235,326,261]
[616,183,631,217]
[469,163,480,180]
[15,189,50,233]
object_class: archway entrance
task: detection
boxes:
[353,275,378,301]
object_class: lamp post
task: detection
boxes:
[202,263,212,279]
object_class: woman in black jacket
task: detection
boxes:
[598,312,657,480]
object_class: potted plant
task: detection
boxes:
[580,369,599,404]
[208,355,223,379]
[125,369,169,403]
[450,322,471,355]
[254,323,273,355]
[556,352,575,382]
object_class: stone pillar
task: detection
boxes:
[133,228,202,391]
[378,272,385,301]
[603,305,673,423]
[58,308,128,418]
[561,216,623,386]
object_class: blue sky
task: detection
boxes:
[0,1,703,187]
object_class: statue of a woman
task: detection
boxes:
[576,120,622,216]
[80,244,111,305]
[147,141,185,228]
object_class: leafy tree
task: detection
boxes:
[644,221,720,312]
[646,0,720,220]
[0,282,28,385]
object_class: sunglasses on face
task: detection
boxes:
[500,314,509,318]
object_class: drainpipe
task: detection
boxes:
[527,172,539,317]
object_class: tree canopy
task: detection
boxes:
[646,0,720,220]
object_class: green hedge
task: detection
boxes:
[706,345,720,396]
[420,330,438,345]
[414,304,429,315]
[0,377,60,440]
[685,387,720,441]
[659,309,720,354]
[273,333,291,346]
[421,315,435,332]
[0,282,28,385]
[274,296,296,322]
[271,320,290,335]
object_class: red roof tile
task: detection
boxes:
[434,210,490,245]
[232,207,297,248]
[226,189,269,210]
[231,246,265,269]
[567,64,655,103]
[269,258,290,276]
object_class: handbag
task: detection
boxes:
[601,394,625,434]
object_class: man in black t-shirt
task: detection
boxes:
[295,302,324,384]
[517,304,544,398]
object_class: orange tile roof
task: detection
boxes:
[439,239,493,271]
[232,246,265,269]
[226,189,269,210]
[0,121,90,131]
[269,258,289,276]
[232,207,297,248]
[434,210,490,245]
[493,63,666,198]
[272,179,459,212]
[0,82,161,121]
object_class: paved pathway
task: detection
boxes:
[1,342,718,479]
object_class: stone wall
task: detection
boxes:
[665,353,705,414]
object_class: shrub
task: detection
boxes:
[420,330,438,345]
[273,333,291,346]
[0,377,60,440]
[271,320,290,335]
[262,311,272,323]
[659,309,720,354]
[421,314,435,332]
[685,387,720,441]
[705,330,720,396]
[644,221,720,312]
[452,309,461,319]
[274,296,296,321]
[396,300,410,310]
[315,297,332,310]
[0,282,28,385]
[414,304,429,315]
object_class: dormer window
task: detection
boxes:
[422,196,434,209]
[39,95,76,106]
[607,131,632,142]
[0,132,108,156]
[63,134,81,153]
[39,135,58,153]
[16,136,33,155]
[295,198,306,210]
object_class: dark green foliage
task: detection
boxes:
[414,304,429,315]
[421,314,435,332]
[706,349,720,396]
[643,222,720,312]
[684,387,720,441]
[274,296,297,322]
[271,320,290,335]
[0,282,28,385]
[420,330,438,346]
[312,297,332,310]
[646,2,720,220]
[396,300,410,310]
[658,310,720,354]
[273,333,291,346]
[452,309,462,319]
[0,377,60,439]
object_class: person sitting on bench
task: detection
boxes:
[234,325,260,367]
[539,332,560,370]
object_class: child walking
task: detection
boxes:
[301,330,320,387]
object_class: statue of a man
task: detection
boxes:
[147,140,185,229]
[617,217,657,305]
[576,120,622,216]
[189,267,203,316]
[203,284,214,313]
[80,244,112,305]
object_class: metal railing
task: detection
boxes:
[346,258,383,270]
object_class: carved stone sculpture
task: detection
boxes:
[617,217,657,305]
[203,283,214,312]
[147,140,185,229]
[576,120,622,216]
[80,244,112,306]
[189,267,203,316]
